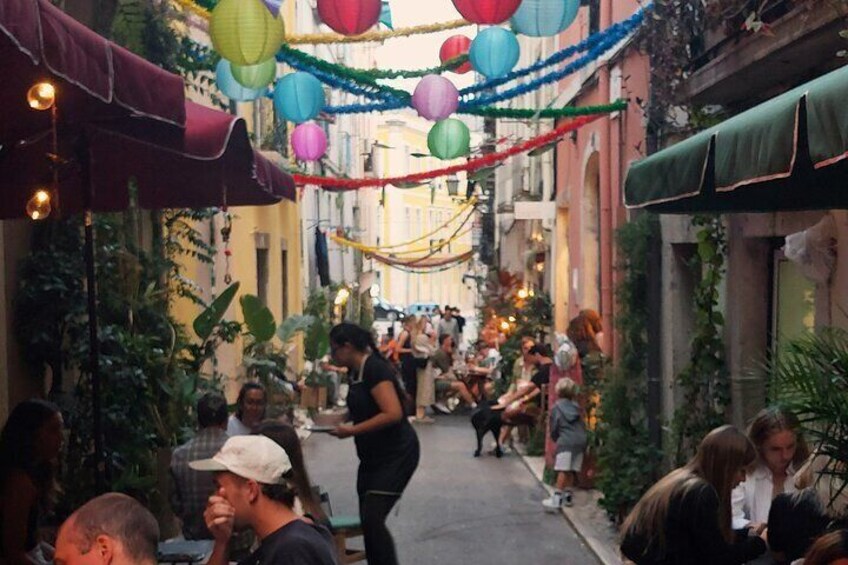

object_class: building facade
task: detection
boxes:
[553,0,649,357]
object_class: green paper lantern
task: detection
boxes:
[428,119,470,161]
[210,0,286,66]
[232,58,277,89]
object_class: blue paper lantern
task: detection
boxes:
[273,72,326,124]
[511,0,579,37]
[469,27,520,79]
[216,59,264,102]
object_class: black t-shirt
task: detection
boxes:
[347,355,418,461]
[531,363,551,389]
[238,519,337,565]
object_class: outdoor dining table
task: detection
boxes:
[157,539,215,565]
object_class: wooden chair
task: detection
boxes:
[315,488,366,564]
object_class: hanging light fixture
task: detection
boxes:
[445,174,459,197]
[26,189,52,220]
[27,82,56,110]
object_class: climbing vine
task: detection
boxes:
[595,214,662,523]
[671,214,730,464]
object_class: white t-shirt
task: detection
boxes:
[226,414,252,436]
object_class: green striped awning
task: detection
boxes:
[624,64,848,213]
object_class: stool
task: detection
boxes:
[317,489,366,564]
[328,515,366,564]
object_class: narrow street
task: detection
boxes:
[303,416,598,565]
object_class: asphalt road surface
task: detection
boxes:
[303,415,599,565]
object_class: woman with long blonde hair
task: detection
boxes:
[732,406,809,532]
[621,425,768,564]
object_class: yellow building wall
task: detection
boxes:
[374,121,475,315]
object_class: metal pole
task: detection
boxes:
[79,133,106,493]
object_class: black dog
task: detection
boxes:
[471,401,503,458]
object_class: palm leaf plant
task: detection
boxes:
[768,328,848,513]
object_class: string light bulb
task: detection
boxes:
[517,287,529,300]
[27,82,56,110]
[334,287,351,306]
[26,189,52,220]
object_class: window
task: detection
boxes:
[255,232,270,306]
[281,239,289,319]
[256,248,269,306]
[589,0,600,35]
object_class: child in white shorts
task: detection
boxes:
[543,378,587,511]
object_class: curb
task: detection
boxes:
[517,452,621,565]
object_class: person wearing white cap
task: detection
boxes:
[190,435,338,565]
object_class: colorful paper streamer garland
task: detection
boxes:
[293,114,602,189]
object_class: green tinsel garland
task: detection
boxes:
[278,44,468,84]
[464,100,628,119]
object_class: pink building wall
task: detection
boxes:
[553,0,649,361]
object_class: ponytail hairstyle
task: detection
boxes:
[329,322,391,366]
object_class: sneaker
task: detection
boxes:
[414,416,435,424]
[432,402,451,415]
[542,492,563,513]
[563,491,574,507]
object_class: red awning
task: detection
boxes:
[0,0,294,220]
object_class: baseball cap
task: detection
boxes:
[189,435,292,484]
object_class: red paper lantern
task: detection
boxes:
[440,35,472,74]
[317,0,382,36]
[451,0,523,24]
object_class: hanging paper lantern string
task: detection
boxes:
[511,0,580,37]
[172,0,473,44]
[293,114,601,189]
[469,27,521,79]
[292,123,328,162]
[320,7,647,115]
[412,75,460,121]
[273,72,326,123]
[451,0,522,24]
[460,7,646,96]
[318,0,382,36]
[231,57,277,89]
[216,59,266,101]
[440,35,473,74]
[210,0,285,66]
[428,119,471,160]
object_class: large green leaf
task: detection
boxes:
[240,294,276,343]
[276,315,316,343]
[193,282,240,342]
[304,318,330,361]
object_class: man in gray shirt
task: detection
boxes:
[437,306,460,348]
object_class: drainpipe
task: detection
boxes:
[598,0,614,354]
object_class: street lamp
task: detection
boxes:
[445,174,459,197]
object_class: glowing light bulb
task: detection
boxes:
[499,320,510,331]
[517,288,529,300]
[27,82,56,110]
[334,287,351,306]
[26,189,52,220]
[508,316,516,322]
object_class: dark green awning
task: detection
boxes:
[624,64,848,213]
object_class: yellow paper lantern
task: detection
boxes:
[210,0,286,66]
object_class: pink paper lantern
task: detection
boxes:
[292,122,327,162]
[451,0,523,24]
[412,75,460,121]
[317,0,381,36]
[440,35,472,74]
